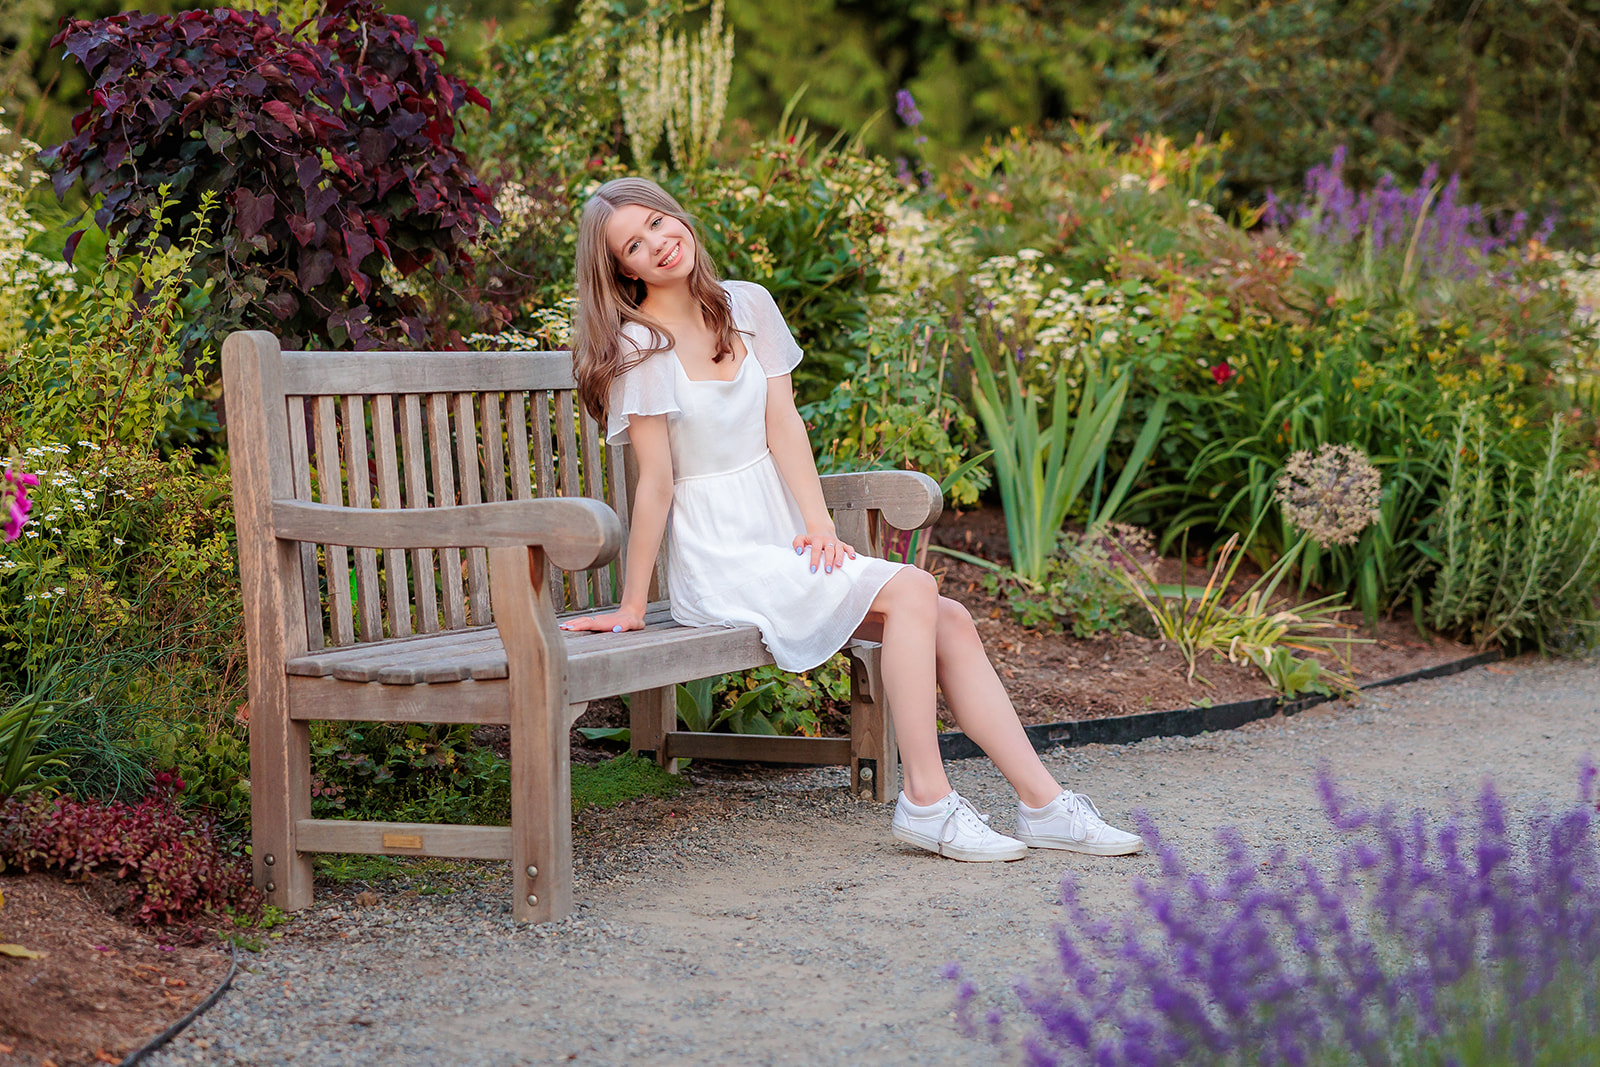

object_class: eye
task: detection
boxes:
[651,216,663,228]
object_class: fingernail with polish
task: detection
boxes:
[612,625,622,633]
[795,546,803,554]
[825,565,832,573]
[810,565,817,573]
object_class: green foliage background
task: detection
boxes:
[13,0,1600,240]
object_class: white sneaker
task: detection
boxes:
[892,790,1028,862]
[1014,791,1144,856]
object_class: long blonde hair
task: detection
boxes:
[572,178,741,421]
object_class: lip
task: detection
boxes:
[657,241,683,269]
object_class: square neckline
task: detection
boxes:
[668,282,754,384]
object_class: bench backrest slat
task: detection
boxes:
[257,339,637,651]
[372,394,411,638]
[285,395,325,650]
[343,395,385,641]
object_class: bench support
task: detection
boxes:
[629,686,679,773]
[490,545,573,923]
[848,642,897,802]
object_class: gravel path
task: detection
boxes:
[152,655,1598,1067]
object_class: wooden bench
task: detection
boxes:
[222,330,941,922]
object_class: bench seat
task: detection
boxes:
[284,602,800,702]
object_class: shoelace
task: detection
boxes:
[940,795,997,844]
[1056,791,1110,836]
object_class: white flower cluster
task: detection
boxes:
[4,444,129,548]
[967,250,1155,369]
[619,0,734,171]
[493,181,547,243]
[465,294,578,351]
[1,114,78,335]
[870,200,967,296]
[1548,250,1600,330]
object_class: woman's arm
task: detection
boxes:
[559,413,673,632]
[765,373,856,575]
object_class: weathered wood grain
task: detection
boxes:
[313,395,355,646]
[272,497,622,569]
[399,393,440,633]
[342,394,383,640]
[371,395,411,638]
[454,392,491,625]
[490,544,573,923]
[285,396,324,650]
[428,392,467,629]
[661,733,852,765]
[295,819,512,860]
[281,350,576,396]
[819,470,942,531]
[224,331,314,910]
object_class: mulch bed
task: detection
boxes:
[922,505,1476,725]
[0,874,230,1067]
[570,504,1479,754]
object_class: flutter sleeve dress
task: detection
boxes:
[605,279,910,671]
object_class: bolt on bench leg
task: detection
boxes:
[493,545,573,923]
[849,643,897,802]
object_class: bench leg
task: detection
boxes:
[629,685,679,774]
[249,695,315,911]
[492,546,573,924]
[508,687,573,924]
[848,643,898,802]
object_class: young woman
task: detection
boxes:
[562,177,1142,862]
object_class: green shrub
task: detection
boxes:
[801,310,988,506]
[713,654,853,738]
[1140,311,1544,623]
[1425,411,1600,651]
[308,722,510,826]
[981,526,1149,638]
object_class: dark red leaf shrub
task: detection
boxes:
[0,774,260,926]
[40,0,500,348]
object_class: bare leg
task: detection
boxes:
[932,597,1062,808]
[864,569,952,805]
[856,590,1063,808]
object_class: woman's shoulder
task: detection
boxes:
[721,278,776,307]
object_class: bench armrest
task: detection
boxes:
[818,470,942,531]
[272,497,622,571]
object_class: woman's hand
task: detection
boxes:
[793,527,856,575]
[559,607,645,634]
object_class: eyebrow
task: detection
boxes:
[612,213,660,254]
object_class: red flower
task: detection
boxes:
[1211,362,1235,384]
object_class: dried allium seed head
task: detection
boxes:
[1275,444,1382,546]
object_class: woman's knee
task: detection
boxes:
[876,566,939,613]
[936,595,982,647]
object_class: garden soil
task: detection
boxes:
[138,653,1596,1067]
[0,875,229,1066]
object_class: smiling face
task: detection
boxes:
[604,203,697,290]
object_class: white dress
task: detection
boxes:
[606,279,909,671]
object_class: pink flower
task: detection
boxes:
[2,464,39,542]
[1211,362,1235,384]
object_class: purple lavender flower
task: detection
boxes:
[955,768,1600,1065]
[1273,149,1551,285]
[895,89,923,128]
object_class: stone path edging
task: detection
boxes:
[937,648,1505,760]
